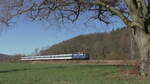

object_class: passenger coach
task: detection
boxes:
[20,53,89,61]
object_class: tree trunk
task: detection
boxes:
[133,27,150,77]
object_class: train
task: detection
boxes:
[20,53,89,61]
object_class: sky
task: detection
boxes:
[0,16,125,55]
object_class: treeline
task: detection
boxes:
[40,28,139,60]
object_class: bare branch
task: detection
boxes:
[0,0,131,25]
[89,0,131,25]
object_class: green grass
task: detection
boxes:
[0,63,149,84]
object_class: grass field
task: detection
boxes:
[0,63,150,84]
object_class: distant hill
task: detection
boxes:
[0,53,20,62]
[40,28,139,60]
[0,53,12,61]
[0,53,9,57]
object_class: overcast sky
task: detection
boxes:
[0,16,125,55]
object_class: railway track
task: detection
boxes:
[28,60,139,66]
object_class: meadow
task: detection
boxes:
[0,63,149,84]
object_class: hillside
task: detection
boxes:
[0,53,10,57]
[0,53,12,61]
[40,28,139,60]
[0,53,20,62]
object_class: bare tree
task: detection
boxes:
[0,0,150,77]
